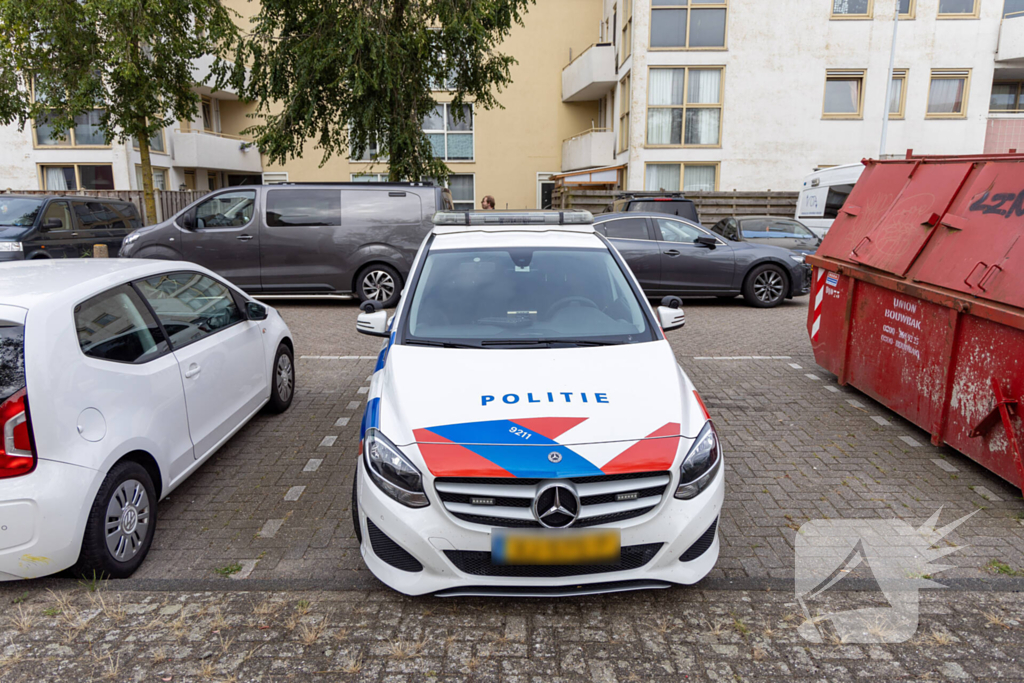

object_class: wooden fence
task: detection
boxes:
[553,188,799,225]
[2,189,210,225]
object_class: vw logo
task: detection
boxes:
[548,451,562,463]
[532,482,580,528]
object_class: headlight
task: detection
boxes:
[789,254,805,263]
[363,429,429,508]
[674,421,722,500]
[0,242,22,252]
[123,233,141,245]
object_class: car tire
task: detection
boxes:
[351,475,362,544]
[267,343,295,413]
[742,264,788,308]
[356,264,401,309]
[71,461,157,580]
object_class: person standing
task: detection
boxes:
[481,195,495,210]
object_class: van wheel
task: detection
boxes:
[71,461,157,580]
[267,343,294,413]
[356,264,401,308]
[742,264,788,308]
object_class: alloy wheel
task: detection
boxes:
[277,353,294,403]
[753,270,784,304]
[104,479,150,562]
[362,270,395,302]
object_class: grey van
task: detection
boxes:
[0,194,142,262]
[120,182,453,307]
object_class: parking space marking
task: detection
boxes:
[346,401,361,410]
[825,386,840,393]
[972,486,1003,502]
[847,399,865,409]
[870,416,891,426]
[357,387,369,394]
[932,458,958,473]
[788,363,802,369]
[284,486,306,502]
[334,417,350,427]
[692,356,792,360]
[805,373,820,380]
[319,436,337,448]
[259,519,285,538]
[299,355,377,360]
[303,459,323,473]
[900,436,922,447]
[229,560,258,579]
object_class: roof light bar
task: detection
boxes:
[432,210,594,227]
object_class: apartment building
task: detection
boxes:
[565,0,1020,193]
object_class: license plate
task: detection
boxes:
[491,529,621,565]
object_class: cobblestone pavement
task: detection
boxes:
[3,296,1024,681]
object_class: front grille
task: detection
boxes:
[435,471,672,529]
[679,517,719,562]
[367,519,423,572]
[444,543,663,577]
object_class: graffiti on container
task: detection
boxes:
[968,189,1024,217]
[880,297,922,360]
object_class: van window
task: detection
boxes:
[134,273,244,349]
[823,184,854,219]
[195,191,256,229]
[41,201,73,232]
[628,200,699,222]
[117,203,142,230]
[0,323,25,401]
[266,189,341,227]
[75,285,169,364]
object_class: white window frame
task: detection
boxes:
[423,103,475,162]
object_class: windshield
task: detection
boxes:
[403,247,654,347]
[0,199,43,228]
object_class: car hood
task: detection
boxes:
[0,227,31,240]
[375,340,707,478]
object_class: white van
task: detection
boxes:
[796,163,864,238]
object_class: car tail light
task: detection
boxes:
[0,388,35,478]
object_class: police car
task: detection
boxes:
[353,210,724,596]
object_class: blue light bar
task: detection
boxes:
[432,210,594,226]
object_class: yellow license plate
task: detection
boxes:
[491,529,621,565]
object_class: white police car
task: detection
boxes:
[353,210,723,596]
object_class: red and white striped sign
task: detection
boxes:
[811,268,826,341]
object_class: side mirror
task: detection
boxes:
[41,218,63,231]
[178,211,195,230]
[246,301,268,321]
[696,236,718,249]
[658,305,686,332]
[357,300,389,337]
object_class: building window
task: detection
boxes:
[135,166,168,191]
[1005,0,1024,17]
[831,0,872,19]
[927,69,970,118]
[351,137,383,162]
[620,0,633,64]
[351,173,389,182]
[650,0,727,50]
[447,174,475,211]
[991,82,1024,112]
[646,67,722,147]
[899,0,916,17]
[619,74,631,152]
[201,97,214,131]
[132,130,167,154]
[423,103,473,161]
[34,108,107,147]
[938,0,978,16]
[823,70,865,119]
[645,162,718,192]
[889,69,908,119]
[40,164,114,191]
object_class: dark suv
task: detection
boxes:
[607,192,700,223]
[120,182,453,307]
[0,195,142,261]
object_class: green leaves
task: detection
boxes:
[231,0,535,183]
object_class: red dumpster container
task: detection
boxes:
[807,153,1024,493]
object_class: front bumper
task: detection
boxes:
[0,459,97,580]
[355,457,724,596]
[791,264,812,297]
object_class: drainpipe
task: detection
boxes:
[880,0,900,158]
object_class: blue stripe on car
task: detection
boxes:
[360,397,381,440]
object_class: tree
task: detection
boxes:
[231,0,535,184]
[0,0,240,223]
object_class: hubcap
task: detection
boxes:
[105,479,150,562]
[276,353,293,402]
[362,270,395,302]
[753,270,784,303]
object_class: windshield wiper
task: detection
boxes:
[480,339,619,347]
[405,339,481,349]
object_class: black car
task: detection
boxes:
[710,216,821,256]
[0,194,141,261]
[593,212,811,308]
[607,192,700,223]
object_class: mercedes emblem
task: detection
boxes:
[548,451,562,463]
[532,482,580,528]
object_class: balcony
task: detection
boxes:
[170,129,262,173]
[562,43,617,102]
[561,128,615,172]
[984,114,1024,153]
[996,14,1024,63]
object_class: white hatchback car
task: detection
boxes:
[353,211,724,597]
[0,260,294,580]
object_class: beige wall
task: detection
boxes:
[218,99,250,138]
[260,0,602,209]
